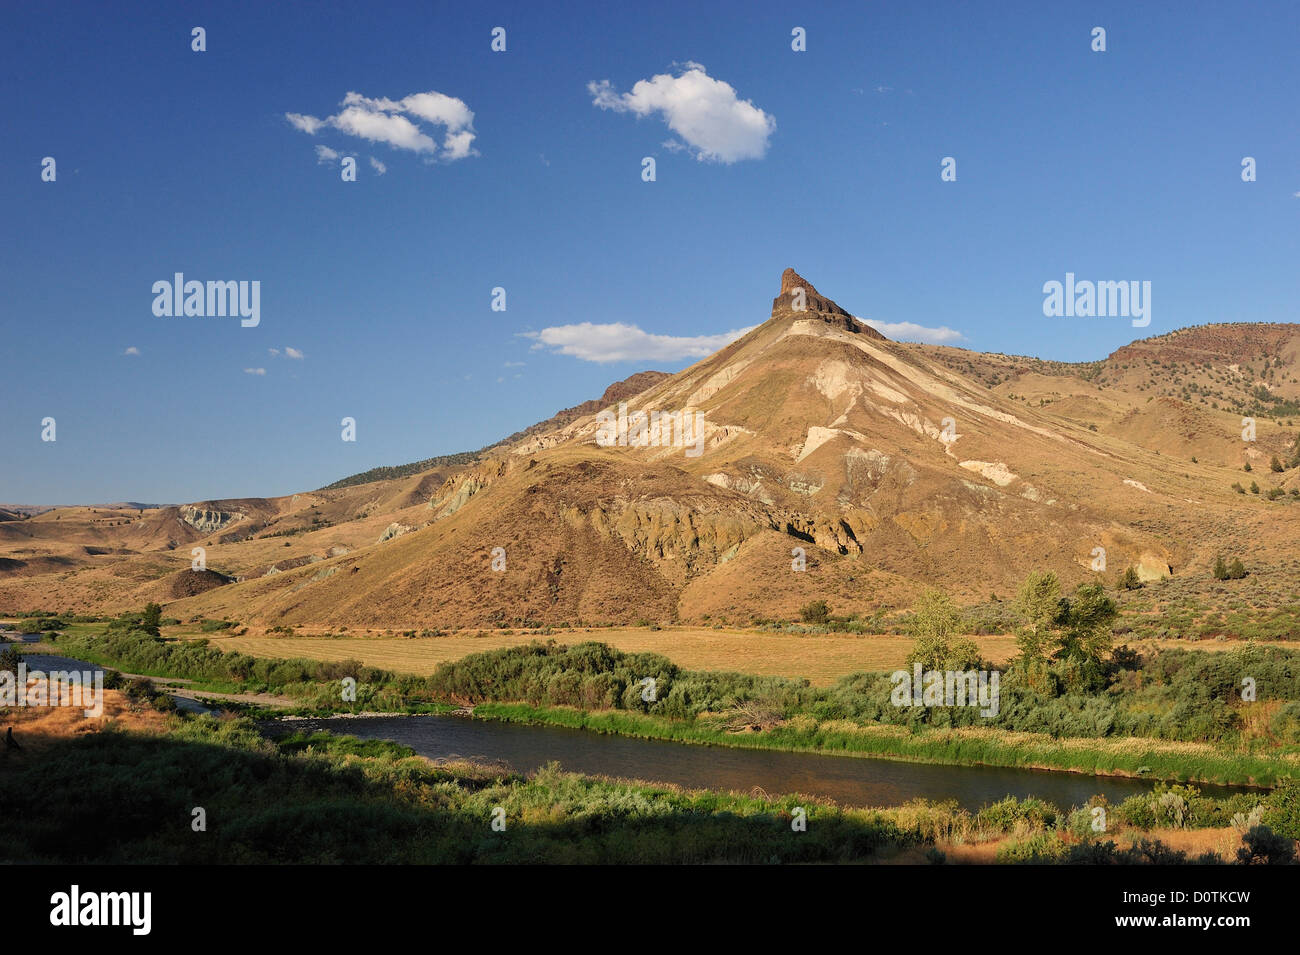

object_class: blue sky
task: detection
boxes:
[3,0,1299,504]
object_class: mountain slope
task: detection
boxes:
[5,269,1300,628]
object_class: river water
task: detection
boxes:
[275,713,1249,812]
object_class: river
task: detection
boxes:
[273,713,1248,811]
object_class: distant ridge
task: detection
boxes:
[322,450,483,491]
[322,370,669,491]
[0,503,166,516]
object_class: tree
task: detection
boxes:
[1117,567,1143,591]
[140,602,163,637]
[1013,573,1117,690]
[905,588,979,671]
[1271,456,1284,473]
[1054,583,1117,673]
[1013,572,1065,670]
[1213,556,1229,580]
[1228,558,1247,580]
[0,646,21,677]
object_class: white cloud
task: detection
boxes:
[332,106,436,153]
[442,129,476,161]
[285,347,304,359]
[244,367,266,376]
[522,322,755,363]
[286,113,325,134]
[123,346,140,356]
[268,348,280,357]
[388,91,473,129]
[369,156,387,175]
[286,90,476,163]
[858,317,965,344]
[315,145,339,164]
[503,360,525,367]
[588,64,775,163]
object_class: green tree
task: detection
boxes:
[1213,556,1229,580]
[1012,571,1064,684]
[905,589,979,671]
[1054,583,1117,673]
[1117,566,1142,590]
[1013,573,1117,690]
[140,602,163,637]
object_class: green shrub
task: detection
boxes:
[997,832,1067,864]
[1263,778,1300,839]
[976,796,1059,834]
[1236,825,1296,865]
[799,600,830,625]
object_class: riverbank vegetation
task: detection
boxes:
[27,604,1300,787]
[1,701,1295,864]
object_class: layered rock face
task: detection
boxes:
[770,268,886,340]
[179,504,245,534]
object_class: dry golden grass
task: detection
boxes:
[0,685,169,755]
[933,826,1246,865]
[201,626,1020,685]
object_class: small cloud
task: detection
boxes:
[285,347,304,360]
[1293,191,1300,198]
[522,321,755,363]
[539,153,550,166]
[369,156,387,175]
[285,90,477,163]
[268,348,281,357]
[503,360,525,367]
[588,63,775,163]
[873,85,894,94]
[123,346,140,356]
[858,317,965,345]
[286,113,325,134]
[244,367,267,376]
[315,144,339,164]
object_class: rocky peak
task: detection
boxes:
[770,268,886,339]
[780,267,817,296]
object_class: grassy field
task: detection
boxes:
[197,626,1021,686]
